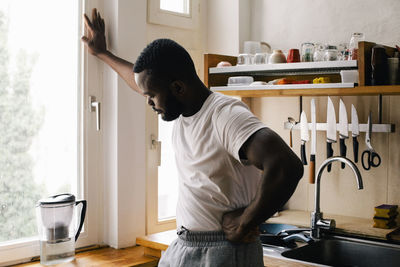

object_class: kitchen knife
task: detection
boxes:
[300,111,309,165]
[310,99,316,183]
[338,99,349,169]
[326,97,337,172]
[351,104,360,163]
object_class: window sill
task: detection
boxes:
[12,246,158,267]
[136,229,176,252]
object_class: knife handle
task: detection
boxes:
[327,142,333,172]
[301,143,307,165]
[353,136,359,163]
[340,139,347,169]
[309,154,315,184]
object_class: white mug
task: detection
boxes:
[237,54,253,65]
[254,53,267,64]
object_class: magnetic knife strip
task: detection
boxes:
[284,122,395,133]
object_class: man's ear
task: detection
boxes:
[169,80,185,97]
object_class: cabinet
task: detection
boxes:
[204,42,400,97]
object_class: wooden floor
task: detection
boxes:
[13,246,158,267]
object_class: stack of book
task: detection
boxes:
[373,204,398,229]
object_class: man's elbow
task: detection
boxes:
[288,154,304,184]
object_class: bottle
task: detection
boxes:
[348,33,364,60]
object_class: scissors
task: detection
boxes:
[361,112,381,170]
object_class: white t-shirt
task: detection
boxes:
[172,92,267,231]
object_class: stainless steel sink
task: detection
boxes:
[281,236,400,267]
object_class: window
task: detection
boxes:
[158,120,178,220]
[0,0,101,264]
[147,0,199,29]
[160,0,190,14]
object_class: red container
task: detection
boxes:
[287,49,300,63]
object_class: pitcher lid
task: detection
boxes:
[38,193,75,206]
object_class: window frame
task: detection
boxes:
[147,0,199,30]
[145,107,176,235]
[0,0,102,264]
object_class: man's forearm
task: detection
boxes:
[97,51,142,95]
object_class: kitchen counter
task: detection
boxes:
[12,246,158,267]
[268,210,395,240]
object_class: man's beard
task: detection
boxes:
[160,92,183,121]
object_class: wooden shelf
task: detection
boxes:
[204,43,400,97]
[210,60,357,74]
[212,85,400,97]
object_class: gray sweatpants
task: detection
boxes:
[158,227,264,267]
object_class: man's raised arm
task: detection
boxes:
[81,8,143,96]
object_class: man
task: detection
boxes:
[82,8,303,267]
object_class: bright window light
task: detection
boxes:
[160,0,190,15]
[158,119,178,220]
[0,0,80,243]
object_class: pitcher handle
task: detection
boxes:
[260,42,271,53]
[75,200,87,242]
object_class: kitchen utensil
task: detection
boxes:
[310,99,317,183]
[288,117,296,147]
[351,105,360,163]
[227,76,254,86]
[362,112,381,170]
[338,99,349,169]
[237,53,253,65]
[36,194,87,265]
[300,111,309,165]
[326,97,337,172]
[301,42,314,62]
[287,49,300,63]
[269,50,286,64]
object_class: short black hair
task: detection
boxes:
[133,39,197,82]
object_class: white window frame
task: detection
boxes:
[0,0,103,264]
[147,0,199,30]
[145,107,177,235]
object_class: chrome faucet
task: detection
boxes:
[311,156,363,239]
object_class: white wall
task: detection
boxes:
[207,0,241,56]
[102,0,147,248]
[251,0,400,51]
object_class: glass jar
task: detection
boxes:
[323,45,338,61]
[301,42,314,62]
[313,43,325,62]
[348,33,364,60]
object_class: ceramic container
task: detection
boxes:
[269,50,286,64]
